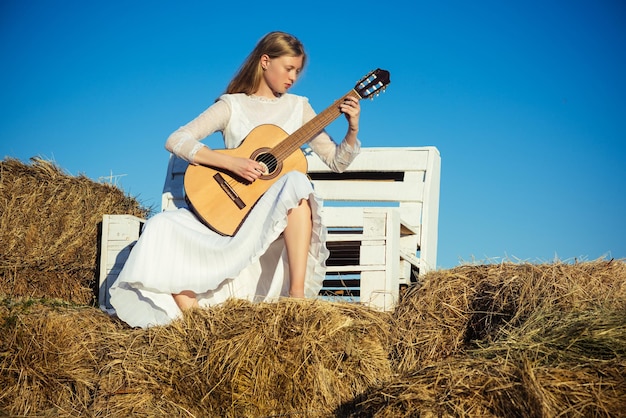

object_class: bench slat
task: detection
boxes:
[306,147,435,172]
[314,179,425,202]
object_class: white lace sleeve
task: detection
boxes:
[304,101,361,173]
[164,100,231,164]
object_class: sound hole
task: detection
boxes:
[255,152,278,175]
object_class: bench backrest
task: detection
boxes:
[306,146,440,274]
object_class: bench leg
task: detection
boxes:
[359,209,400,311]
[98,215,144,311]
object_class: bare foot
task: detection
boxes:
[173,290,199,310]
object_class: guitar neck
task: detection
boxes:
[271,89,361,160]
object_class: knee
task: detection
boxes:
[288,198,312,224]
[283,171,313,192]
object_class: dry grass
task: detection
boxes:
[2,262,624,417]
[343,304,626,417]
[1,157,625,417]
[390,261,626,373]
[1,297,392,417]
[0,158,149,305]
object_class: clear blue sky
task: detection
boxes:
[2,0,625,269]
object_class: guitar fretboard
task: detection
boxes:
[271,89,361,161]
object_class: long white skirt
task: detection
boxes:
[109,171,328,328]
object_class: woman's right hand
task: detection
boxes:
[192,147,265,182]
[228,156,265,183]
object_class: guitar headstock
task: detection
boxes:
[354,68,390,99]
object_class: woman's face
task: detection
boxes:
[260,54,304,97]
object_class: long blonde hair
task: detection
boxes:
[225,31,306,95]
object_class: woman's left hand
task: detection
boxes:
[339,96,360,132]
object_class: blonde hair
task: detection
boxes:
[225,31,306,95]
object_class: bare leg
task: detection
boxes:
[173,290,199,311]
[283,198,312,298]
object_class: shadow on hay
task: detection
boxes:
[390,261,626,372]
[336,304,626,418]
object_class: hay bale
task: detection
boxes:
[0,157,149,305]
[338,356,509,417]
[0,296,188,416]
[342,307,626,417]
[125,299,392,417]
[2,262,625,417]
[0,297,121,416]
[487,307,626,417]
[0,297,393,417]
[391,260,626,373]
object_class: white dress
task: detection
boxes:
[109,93,360,328]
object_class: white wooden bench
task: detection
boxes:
[99,146,440,312]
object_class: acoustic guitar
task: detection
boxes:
[184,68,391,236]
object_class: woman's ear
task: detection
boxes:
[260,54,270,70]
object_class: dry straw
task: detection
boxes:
[1,158,625,417]
[0,158,149,305]
[343,303,626,417]
[390,261,626,373]
[1,297,392,417]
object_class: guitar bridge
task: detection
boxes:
[214,173,246,209]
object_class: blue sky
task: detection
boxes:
[1,0,624,269]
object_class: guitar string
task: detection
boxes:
[264,81,386,163]
[218,96,346,194]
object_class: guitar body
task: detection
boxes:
[184,124,308,236]
[183,68,390,237]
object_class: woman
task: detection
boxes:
[109,31,361,328]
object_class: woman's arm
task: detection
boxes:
[305,97,362,173]
[165,100,229,163]
[338,95,360,147]
[165,100,265,182]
